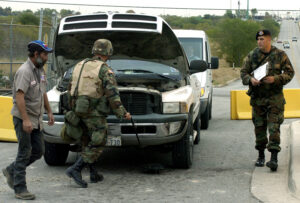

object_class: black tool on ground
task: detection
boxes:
[131,117,140,146]
[142,163,165,174]
[131,118,165,174]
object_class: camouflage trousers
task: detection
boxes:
[251,103,284,152]
[80,116,107,164]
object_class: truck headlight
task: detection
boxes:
[163,102,188,114]
[49,101,59,113]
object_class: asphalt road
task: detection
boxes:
[0,82,261,203]
[0,20,300,203]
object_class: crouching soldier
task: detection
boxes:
[63,39,131,188]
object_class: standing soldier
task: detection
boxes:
[2,40,55,200]
[64,39,131,188]
[240,30,294,171]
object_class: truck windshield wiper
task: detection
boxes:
[116,69,152,73]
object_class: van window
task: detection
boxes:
[178,38,203,63]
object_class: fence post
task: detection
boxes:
[46,11,57,90]
[38,8,43,40]
[9,18,13,85]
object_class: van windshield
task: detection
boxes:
[178,38,203,63]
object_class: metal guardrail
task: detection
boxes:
[0,62,24,64]
[0,62,51,64]
[0,89,12,96]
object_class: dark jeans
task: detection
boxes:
[6,116,44,193]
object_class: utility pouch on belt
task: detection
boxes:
[96,97,110,115]
[75,96,90,114]
[60,124,76,143]
[62,111,82,141]
[65,111,80,126]
[65,122,83,141]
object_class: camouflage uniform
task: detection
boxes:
[69,58,127,163]
[65,39,129,188]
[240,46,294,152]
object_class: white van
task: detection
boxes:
[174,30,219,129]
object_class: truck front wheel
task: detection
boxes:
[172,115,193,169]
[201,102,210,130]
[44,140,70,166]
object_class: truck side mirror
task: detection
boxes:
[190,60,208,74]
[210,57,219,69]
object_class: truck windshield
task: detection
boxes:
[178,38,203,63]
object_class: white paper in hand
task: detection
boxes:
[254,62,268,81]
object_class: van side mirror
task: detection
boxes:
[210,57,219,69]
[190,60,208,74]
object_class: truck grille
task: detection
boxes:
[120,92,161,115]
[121,126,156,134]
[65,14,108,22]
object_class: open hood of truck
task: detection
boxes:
[54,14,189,76]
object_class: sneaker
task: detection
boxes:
[2,167,14,189]
[15,190,36,200]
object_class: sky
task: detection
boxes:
[1,0,300,17]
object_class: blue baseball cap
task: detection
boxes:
[28,40,53,53]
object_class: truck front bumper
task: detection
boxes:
[43,113,188,146]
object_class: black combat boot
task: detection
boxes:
[66,157,88,188]
[255,150,265,167]
[266,150,278,171]
[89,163,104,183]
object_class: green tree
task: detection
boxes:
[260,19,280,38]
[126,10,135,13]
[0,7,12,16]
[60,9,80,18]
[224,10,235,19]
[210,18,261,66]
[251,8,258,19]
[35,8,56,19]
[18,12,39,25]
[189,16,202,24]
[265,12,272,19]
[237,9,248,19]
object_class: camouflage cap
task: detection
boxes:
[92,39,113,56]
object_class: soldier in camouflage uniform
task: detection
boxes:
[240,30,294,171]
[65,39,131,187]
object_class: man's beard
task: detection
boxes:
[36,56,46,68]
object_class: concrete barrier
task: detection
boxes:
[231,89,300,120]
[0,96,17,142]
[289,120,300,198]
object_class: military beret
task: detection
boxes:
[256,30,271,40]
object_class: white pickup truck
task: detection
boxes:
[43,13,207,168]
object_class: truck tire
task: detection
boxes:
[193,107,201,145]
[44,141,70,166]
[209,96,212,120]
[201,103,210,130]
[172,114,193,169]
